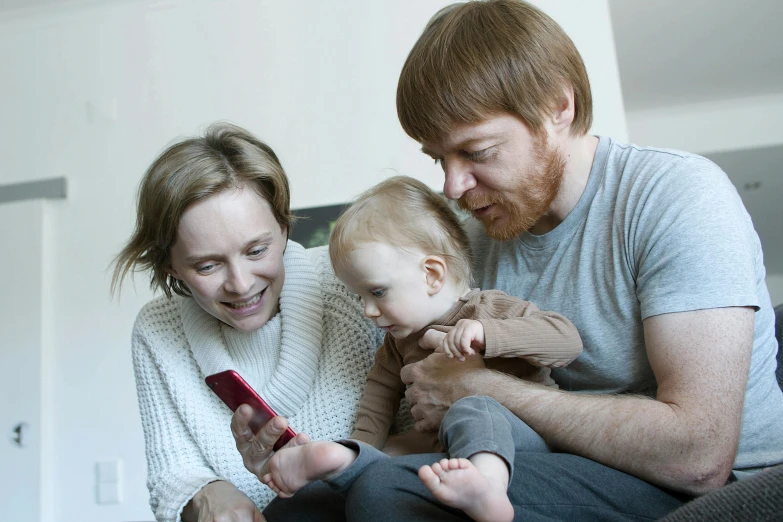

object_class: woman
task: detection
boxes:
[112,122,385,522]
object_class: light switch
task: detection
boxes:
[95,459,122,505]
[97,481,120,505]
[96,460,119,483]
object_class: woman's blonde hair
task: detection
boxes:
[329,176,472,287]
[111,122,294,298]
[397,0,592,143]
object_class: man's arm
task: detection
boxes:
[403,306,754,496]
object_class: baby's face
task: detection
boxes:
[338,242,442,339]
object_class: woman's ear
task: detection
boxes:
[423,256,448,296]
[166,265,182,280]
[280,223,289,253]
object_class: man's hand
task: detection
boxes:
[231,404,311,480]
[400,347,486,431]
[182,480,265,522]
[441,319,486,360]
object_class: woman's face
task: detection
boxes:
[167,187,287,332]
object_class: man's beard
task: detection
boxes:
[458,134,566,241]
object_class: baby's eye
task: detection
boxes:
[370,289,386,298]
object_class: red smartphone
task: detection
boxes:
[205,369,296,451]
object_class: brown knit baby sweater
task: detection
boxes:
[350,289,583,449]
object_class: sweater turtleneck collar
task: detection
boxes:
[180,240,324,417]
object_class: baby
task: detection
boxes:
[262,176,583,522]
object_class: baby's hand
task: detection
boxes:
[442,319,485,361]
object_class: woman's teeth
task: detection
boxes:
[227,292,261,309]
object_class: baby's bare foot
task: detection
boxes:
[261,441,356,498]
[418,458,514,522]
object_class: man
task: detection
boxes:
[238,1,783,520]
[379,0,783,519]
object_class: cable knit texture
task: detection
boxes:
[132,243,389,521]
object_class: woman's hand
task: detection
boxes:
[230,404,311,480]
[181,480,265,522]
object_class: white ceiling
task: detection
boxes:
[609,0,783,111]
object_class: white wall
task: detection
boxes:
[626,93,783,156]
[0,1,627,521]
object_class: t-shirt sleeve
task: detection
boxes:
[630,155,761,319]
[474,292,583,367]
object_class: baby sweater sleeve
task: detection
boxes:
[350,336,406,449]
[132,329,222,522]
[475,291,583,367]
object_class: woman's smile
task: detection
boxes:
[223,288,266,316]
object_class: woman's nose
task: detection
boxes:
[224,267,253,295]
[443,160,477,201]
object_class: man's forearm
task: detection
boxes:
[469,369,734,495]
[406,307,753,495]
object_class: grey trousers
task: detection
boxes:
[263,396,689,521]
[328,395,549,493]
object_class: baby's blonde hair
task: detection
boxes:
[329,176,472,287]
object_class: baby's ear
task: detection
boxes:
[423,256,447,296]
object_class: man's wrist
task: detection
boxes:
[459,366,496,396]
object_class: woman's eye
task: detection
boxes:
[249,246,268,257]
[196,264,215,274]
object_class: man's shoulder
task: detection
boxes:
[598,138,736,220]
[605,138,723,183]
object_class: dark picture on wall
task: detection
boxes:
[290,203,350,248]
[289,196,469,249]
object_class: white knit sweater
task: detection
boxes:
[131,243,386,521]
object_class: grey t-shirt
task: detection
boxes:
[469,136,783,470]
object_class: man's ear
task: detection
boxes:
[551,86,576,135]
[423,256,448,296]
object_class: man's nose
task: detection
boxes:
[443,159,477,200]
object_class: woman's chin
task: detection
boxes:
[222,312,270,332]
